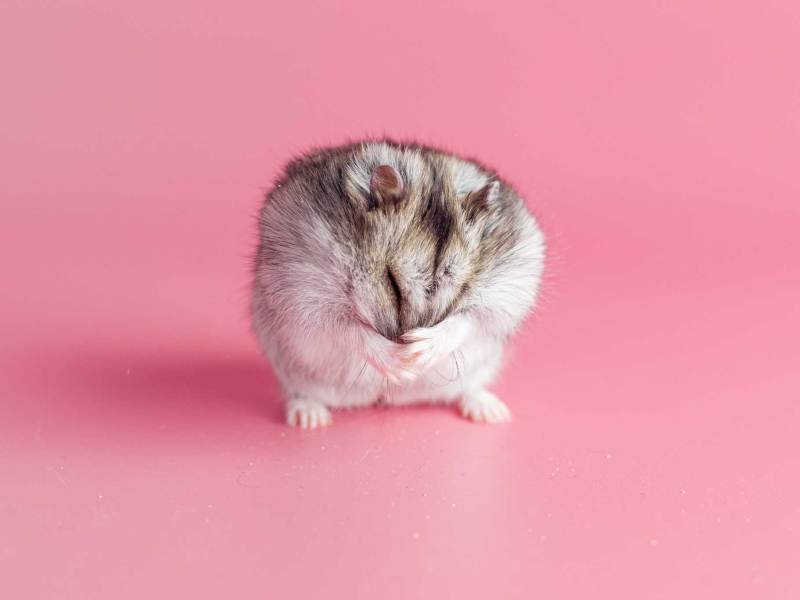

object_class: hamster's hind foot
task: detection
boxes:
[286,398,332,429]
[459,390,511,424]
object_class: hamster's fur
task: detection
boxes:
[251,140,545,428]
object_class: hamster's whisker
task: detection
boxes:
[346,359,369,393]
[432,353,460,384]
[455,350,466,392]
[382,373,390,405]
[452,351,461,382]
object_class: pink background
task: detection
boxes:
[2,1,799,598]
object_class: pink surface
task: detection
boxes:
[2,1,800,598]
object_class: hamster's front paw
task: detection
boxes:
[361,315,472,383]
[286,398,332,429]
[362,329,418,384]
[459,390,512,424]
[397,327,448,377]
[398,315,471,378]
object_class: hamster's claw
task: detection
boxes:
[397,327,445,377]
[366,355,415,384]
[286,399,333,429]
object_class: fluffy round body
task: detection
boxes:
[251,140,545,427]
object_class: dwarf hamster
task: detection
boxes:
[251,139,545,428]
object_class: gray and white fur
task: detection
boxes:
[251,140,545,428]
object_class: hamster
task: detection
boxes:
[251,140,545,428]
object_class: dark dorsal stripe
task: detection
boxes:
[420,155,454,275]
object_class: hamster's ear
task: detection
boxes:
[370,165,405,208]
[463,180,499,222]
